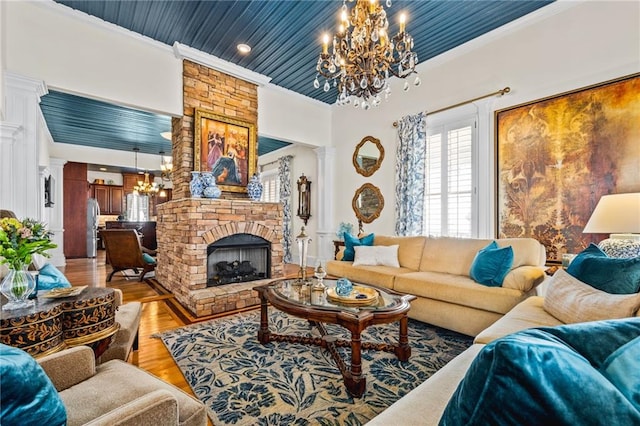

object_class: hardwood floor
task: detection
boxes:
[60,252,302,398]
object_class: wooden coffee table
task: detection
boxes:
[253,278,416,398]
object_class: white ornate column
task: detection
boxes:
[314,146,336,263]
[1,72,48,219]
[44,158,67,266]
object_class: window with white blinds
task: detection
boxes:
[424,116,477,238]
[260,169,280,202]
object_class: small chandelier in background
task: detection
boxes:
[159,151,173,182]
[314,0,420,109]
[132,148,159,196]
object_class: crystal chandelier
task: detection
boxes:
[132,148,159,196]
[314,0,420,109]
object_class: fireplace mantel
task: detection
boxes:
[156,198,284,317]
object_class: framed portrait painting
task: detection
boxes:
[194,109,257,193]
[496,73,640,263]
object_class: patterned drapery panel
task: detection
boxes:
[395,112,426,236]
[278,155,294,263]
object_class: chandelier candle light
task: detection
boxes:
[314,0,420,109]
[132,148,159,196]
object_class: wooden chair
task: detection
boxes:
[100,229,156,282]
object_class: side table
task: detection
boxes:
[1,287,119,358]
[333,240,345,260]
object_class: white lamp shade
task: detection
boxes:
[583,193,640,234]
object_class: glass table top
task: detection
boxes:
[269,278,403,313]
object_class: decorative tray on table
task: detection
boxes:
[326,285,378,306]
[41,286,87,299]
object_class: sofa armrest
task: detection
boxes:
[37,346,96,392]
[86,389,179,426]
[502,266,545,292]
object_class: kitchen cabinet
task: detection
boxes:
[91,184,123,215]
[153,188,172,216]
[63,162,88,258]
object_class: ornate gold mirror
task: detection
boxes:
[352,136,385,177]
[352,183,385,227]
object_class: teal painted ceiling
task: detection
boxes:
[42,0,553,158]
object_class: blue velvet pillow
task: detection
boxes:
[0,344,67,426]
[567,243,640,294]
[37,263,71,291]
[469,241,514,287]
[601,336,640,410]
[342,233,374,262]
[142,253,156,264]
[440,318,640,426]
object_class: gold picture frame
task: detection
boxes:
[495,73,640,262]
[194,109,257,193]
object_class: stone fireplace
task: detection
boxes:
[156,198,283,317]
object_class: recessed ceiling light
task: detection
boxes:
[99,167,107,171]
[237,43,251,54]
[160,131,172,140]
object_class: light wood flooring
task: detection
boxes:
[60,251,301,400]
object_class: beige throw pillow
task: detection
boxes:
[353,245,400,268]
[543,269,640,324]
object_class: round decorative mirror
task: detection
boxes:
[353,136,385,177]
[352,183,385,224]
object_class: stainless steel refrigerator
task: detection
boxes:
[86,198,100,258]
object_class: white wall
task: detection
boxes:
[259,144,319,264]
[331,0,640,237]
[5,1,182,115]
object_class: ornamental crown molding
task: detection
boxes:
[173,42,272,87]
[0,122,23,141]
[4,72,48,99]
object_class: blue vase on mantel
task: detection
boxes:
[200,172,221,199]
[190,171,204,198]
[247,173,263,201]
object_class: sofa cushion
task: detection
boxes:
[469,241,514,287]
[440,318,640,426]
[373,235,426,270]
[353,245,400,267]
[501,266,545,292]
[566,243,640,294]
[326,260,414,290]
[342,233,374,262]
[394,271,527,315]
[0,344,67,426]
[496,238,545,269]
[420,237,492,275]
[543,269,640,324]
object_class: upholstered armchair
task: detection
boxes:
[100,229,156,282]
[37,346,207,426]
[98,289,142,364]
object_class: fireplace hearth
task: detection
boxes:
[156,199,284,317]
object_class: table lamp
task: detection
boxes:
[582,192,640,258]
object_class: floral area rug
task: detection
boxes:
[155,309,472,426]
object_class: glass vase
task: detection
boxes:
[1,266,36,311]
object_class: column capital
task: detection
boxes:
[4,71,48,100]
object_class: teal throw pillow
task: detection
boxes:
[469,241,514,287]
[142,253,156,264]
[342,233,374,262]
[567,243,640,294]
[0,344,67,426]
[440,318,640,426]
[601,336,640,410]
[37,263,71,291]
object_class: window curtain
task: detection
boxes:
[395,112,427,236]
[278,155,294,263]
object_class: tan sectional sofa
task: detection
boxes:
[367,270,640,425]
[327,236,547,336]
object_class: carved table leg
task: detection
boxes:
[345,330,366,398]
[257,292,271,344]
[394,314,412,361]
